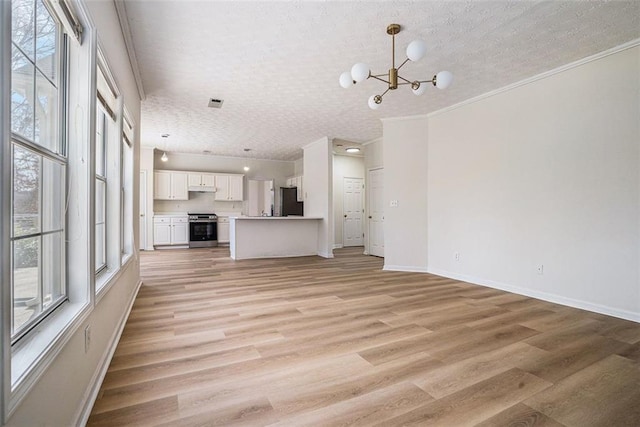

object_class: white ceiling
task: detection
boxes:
[122,0,640,161]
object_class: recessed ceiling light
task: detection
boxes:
[243,166,250,172]
[345,147,360,153]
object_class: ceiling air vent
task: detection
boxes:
[208,98,224,108]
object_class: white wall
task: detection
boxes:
[363,137,383,170]
[153,151,294,216]
[333,155,365,247]
[5,0,142,425]
[427,45,640,320]
[303,137,333,258]
[294,157,304,175]
[382,116,429,271]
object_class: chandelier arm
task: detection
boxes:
[370,75,391,84]
[397,75,412,84]
[371,73,388,77]
[380,88,391,98]
[396,58,410,71]
[418,78,437,84]
[397,81,415,86]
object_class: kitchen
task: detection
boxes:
[141,147,320,258]
[140,137,368,260]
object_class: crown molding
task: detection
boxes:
[114,0,145,101]
[428,38,640,118]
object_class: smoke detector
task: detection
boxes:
[208,98,224,108]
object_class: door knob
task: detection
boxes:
[368,216,372,219]
[344,214,347,218]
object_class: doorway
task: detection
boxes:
[368,168,384,257]
[343,177,363,247]
[139,170,147,250]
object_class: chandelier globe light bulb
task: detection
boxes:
[435,70,454,89]
[412,82,427,96]
[406,40,427,62]
[368,95,381,110]
[339,71,354,88]
[351,63,370,83]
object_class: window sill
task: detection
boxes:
[95,254,134,304]
[9,299,91,418]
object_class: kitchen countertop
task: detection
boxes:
[154,212,188,216]
[230,216,322,220]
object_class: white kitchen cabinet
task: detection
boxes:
[286,175,304,201]
[188,173,216,189]
[171,217,189,244]
[154,171,188,200]
[217,217,230,243]
[295,175,303,202]
[154,216,189,246]
[215,174,244,201]
[229,175,243,201]
[153,217,171,245]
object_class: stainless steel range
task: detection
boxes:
[188,213,218,248]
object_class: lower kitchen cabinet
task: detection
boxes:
[217,217,230,243]
[154,216,189,246]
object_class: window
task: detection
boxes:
[121,114,134,258]
[10,0,66,342]
[95,60,117,279]
[95,105,107,272]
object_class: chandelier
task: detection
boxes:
[339,24,453,109]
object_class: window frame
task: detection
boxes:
[8,0,68,344]
[1,0,94,420]
[94,103,107,274]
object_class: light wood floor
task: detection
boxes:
[88,247,640,426]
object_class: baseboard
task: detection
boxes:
[317,251,335,259]
[383,264,430,273]
[73,279,143,425]
[332,244,343,249]
[428,268,640,323]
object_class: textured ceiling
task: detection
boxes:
[123,0,640,160]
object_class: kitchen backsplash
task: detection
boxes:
[154,192,244,215]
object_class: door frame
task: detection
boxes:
[366,167,384,257]
[139,170,147,250]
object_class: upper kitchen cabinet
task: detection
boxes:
[154,171,188,200]
[286,175,304,202]
[188,173,216,190]
[215,174,244,201]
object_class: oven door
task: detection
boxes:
[189,220,218,247]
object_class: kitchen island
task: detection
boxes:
[229,216,323,260]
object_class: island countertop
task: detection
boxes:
[229,217,322,260]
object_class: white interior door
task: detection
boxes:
[343,177,364,247]
[368,168,384,257]
[139,170,147,250]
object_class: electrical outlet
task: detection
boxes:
[455,252,460,262]
[536,264,544,275]
[84,325,91,353]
